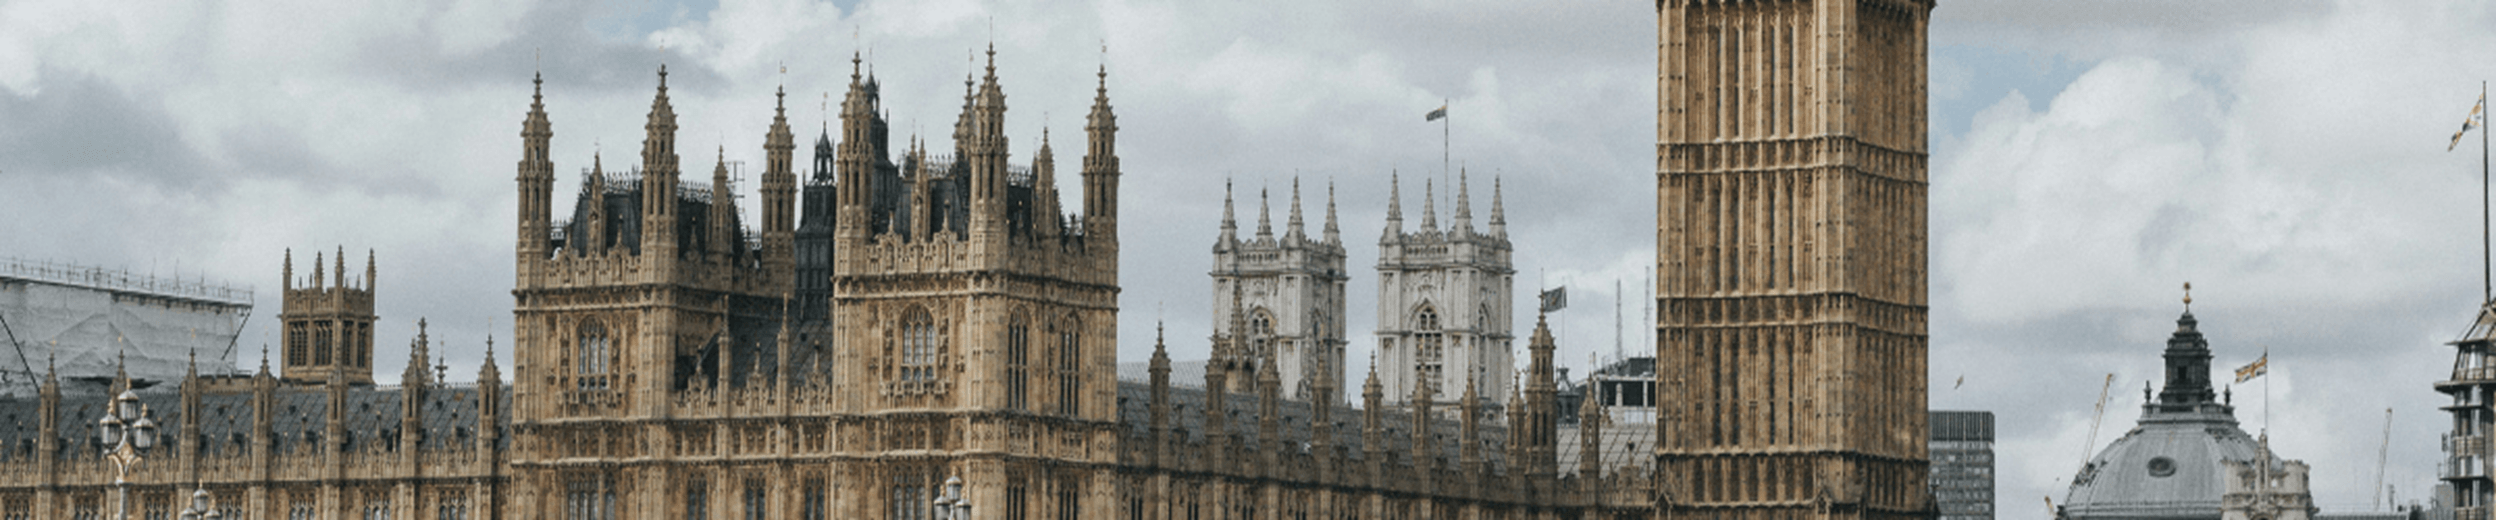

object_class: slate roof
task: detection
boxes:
[0,378,507,464]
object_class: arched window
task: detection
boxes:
[1248,309,1274,359]
[286,322,308,367]
[899,307,937,382]
[1413,305,1443,399]
[578,320,610,391]
[1055,314,1082,416]
[1006,310,1031,410]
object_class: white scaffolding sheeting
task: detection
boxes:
[0,258,251,387]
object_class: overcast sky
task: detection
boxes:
[5,0,2494,517]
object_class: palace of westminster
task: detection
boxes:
[0,1,1940,519]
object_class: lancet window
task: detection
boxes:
[898,307,938,383]
[1007,311,1031,410]
[577,320,612,391]
[1054,315,1082,416]
[1414,305,1443,398]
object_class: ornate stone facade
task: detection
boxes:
[1375,171,1515,407]
[0,45,1673,519]
[1210,178,1348,403]
[1652,1,1937,519]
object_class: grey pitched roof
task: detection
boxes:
[1113,380,1511,473]
[0,378,508,463]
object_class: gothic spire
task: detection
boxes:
[1324,180,1341,245]
[1255,186,1274,241]
[1454,168,1473,234]
[1286,177,1306,243]
[1420,178,1438,230]
[1218,180,1238,248]
[1489,174,1507,239]
[1383,171,1403,240]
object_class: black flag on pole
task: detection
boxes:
[1539,287,1567,313]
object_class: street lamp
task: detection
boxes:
[98,389,158,520]
[178,487,223,520]
[932,475,971,520]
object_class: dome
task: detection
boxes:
[2062,308,2286,520]
[2062,409,2268,519]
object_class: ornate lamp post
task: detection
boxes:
[932,475,972,520]
[97,389,159,520]
[177,487,223,520]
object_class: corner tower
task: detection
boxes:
[1211,178,1348,403]
[1653,1,1936,519]
[279,247,377,385]
[1376,171,1514,407]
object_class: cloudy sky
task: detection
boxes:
[4,0,2493,516]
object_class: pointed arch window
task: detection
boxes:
[1055,313,1082,416]
[899,307,938,383]
[1006,310,1032,410]
[1413,305,1443,400]
[578,320,611,391]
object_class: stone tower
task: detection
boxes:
[824,47,1125,517]
[1376,170,1513,407]
[508,64,796,516]
[1210,177,1348,403]
[279,247,376,385]
[1652,1,1935,519]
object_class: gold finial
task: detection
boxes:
[2183,282,2193,310]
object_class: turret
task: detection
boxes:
[762,85,798,277]
[838,53,878,235]
[1034,129,1061,237]
[401,320,430,454]
[518,72,556,265]
[2156,300,2221,414]
[477,334,503,453]
[640,65,684,259]
[1081,64,1121,237]
[1148,323,1172,466]
[1577,377,1605,477]
[710,147,735,257]
[966,46,1010,238]
[1257,358,1281,476]
[1523,314,1559,478]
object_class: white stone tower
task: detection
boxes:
[1211,177,1349,403]
[1375,170,1512,407]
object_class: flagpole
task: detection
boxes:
[1443,98,1452,211]
[2262,345,2270,435]
[2482,80,2488,303]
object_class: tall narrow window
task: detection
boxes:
[356,322,371,368]
[685,477,709,520]
[742,479,766,520]
[1413,306,1442,398]
[1007,312,1030,410]
[890,470,929,520]
[286,322,307,367]
[899,308,937,383]
[578,321,611,391]
[1055,316,1081,416]
[566,475,614,520]
[314,321,335,365]
[801,478,827,520]
[1054,476,1081,520]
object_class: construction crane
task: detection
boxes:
[2376,407,2394,511]
[2080,373,2116,471]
